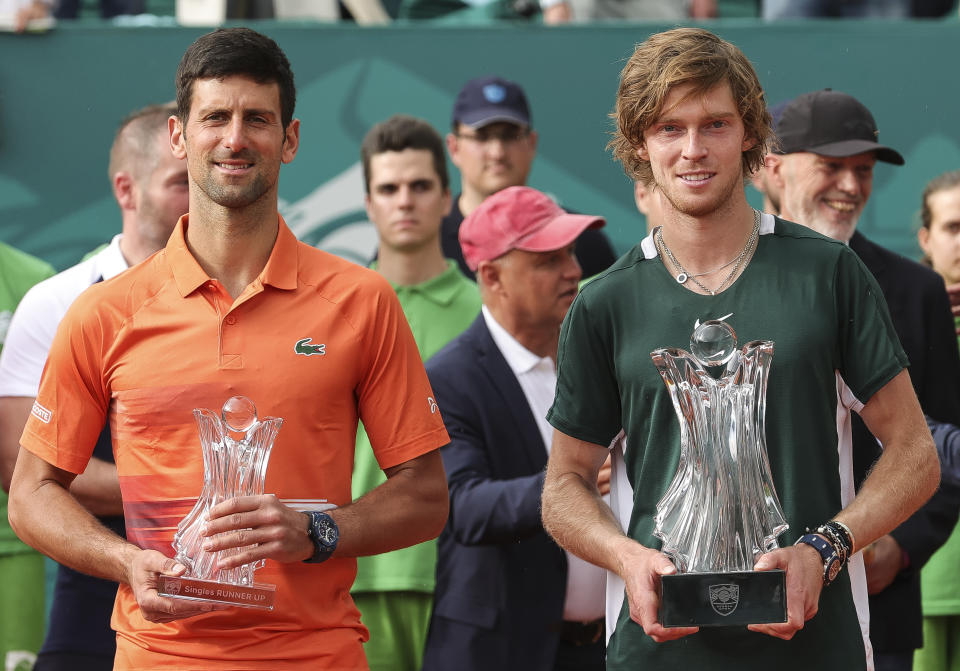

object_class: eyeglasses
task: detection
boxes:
[456,127,530,145]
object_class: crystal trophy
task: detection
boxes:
[651,320,788,627]
[157,396,283,610]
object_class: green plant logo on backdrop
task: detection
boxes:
[280,162,374,266]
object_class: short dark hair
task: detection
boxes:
[361,115,449,193]
[108,102,178,182]
[175,27,296,129]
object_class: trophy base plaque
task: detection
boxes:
[157,575,276,611]
[659,569,786,628]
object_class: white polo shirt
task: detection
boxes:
[0,235,128,397]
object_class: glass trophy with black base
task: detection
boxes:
[157,396,282,610]
[651,320,788,627]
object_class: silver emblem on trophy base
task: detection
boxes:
[708,584,740,617]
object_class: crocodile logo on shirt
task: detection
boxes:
[295,338,326,356]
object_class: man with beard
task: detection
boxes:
[768,89,960,671]
[8,27,449,670]
[541,27,939,671]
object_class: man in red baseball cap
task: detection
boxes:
[422,185,607,671]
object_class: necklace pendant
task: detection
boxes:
[676,272,688,284]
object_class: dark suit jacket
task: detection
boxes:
[849,231,960,653]
[421,315,567,671]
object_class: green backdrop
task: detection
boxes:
[1,19,957,269]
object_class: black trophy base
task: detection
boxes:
[659,569,786,627]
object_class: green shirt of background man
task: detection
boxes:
[914,316,960,671]
[352,259,480,670]
[548,219,906,671]
[0,241,54,669]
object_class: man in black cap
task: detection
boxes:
[443,75,616,278]
[768,88,960,671]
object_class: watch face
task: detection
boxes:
[320,524,337,545]
[311,514,338,549]
[827,558,842,583]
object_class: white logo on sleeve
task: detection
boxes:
[31,401,52,424]
[428,397,438,414]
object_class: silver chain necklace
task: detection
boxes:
[656,209,761,296]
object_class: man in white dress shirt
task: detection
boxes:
[422,186,609,671]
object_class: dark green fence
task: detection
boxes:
[1,19,957,268]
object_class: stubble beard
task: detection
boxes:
[659,172,742,219]
[198,171,271,210]
[790,194,858,243]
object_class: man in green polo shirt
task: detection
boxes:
[351,114,480,671]
[540,27,940,670]
[0,240,54,670]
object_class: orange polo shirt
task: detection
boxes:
[21,216,449,670]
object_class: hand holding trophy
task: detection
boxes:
[651,320,788,627]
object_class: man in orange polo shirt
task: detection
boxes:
[7,27,450,670]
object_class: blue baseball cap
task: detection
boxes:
[452,76,532,129]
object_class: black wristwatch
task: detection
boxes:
[304,511,339,564]
[795,533,843,585]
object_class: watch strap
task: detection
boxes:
[795,533,843,585]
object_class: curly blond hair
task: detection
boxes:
[609,28,771,185]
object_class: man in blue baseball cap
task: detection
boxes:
[443,75,616,279]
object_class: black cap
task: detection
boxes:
[451,76,531,129]
[768,99,790,130]
[775,89,904,165]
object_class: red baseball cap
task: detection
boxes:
[459,186,605,271]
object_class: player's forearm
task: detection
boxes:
[69,457,124,516]
[542,457,639,576]
[9,453,138,585]
[332,449,448,558]
[836,428,939,553]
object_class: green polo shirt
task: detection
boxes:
[352,260,480,593]
[549,218,905,670]
[0,241,55,555]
